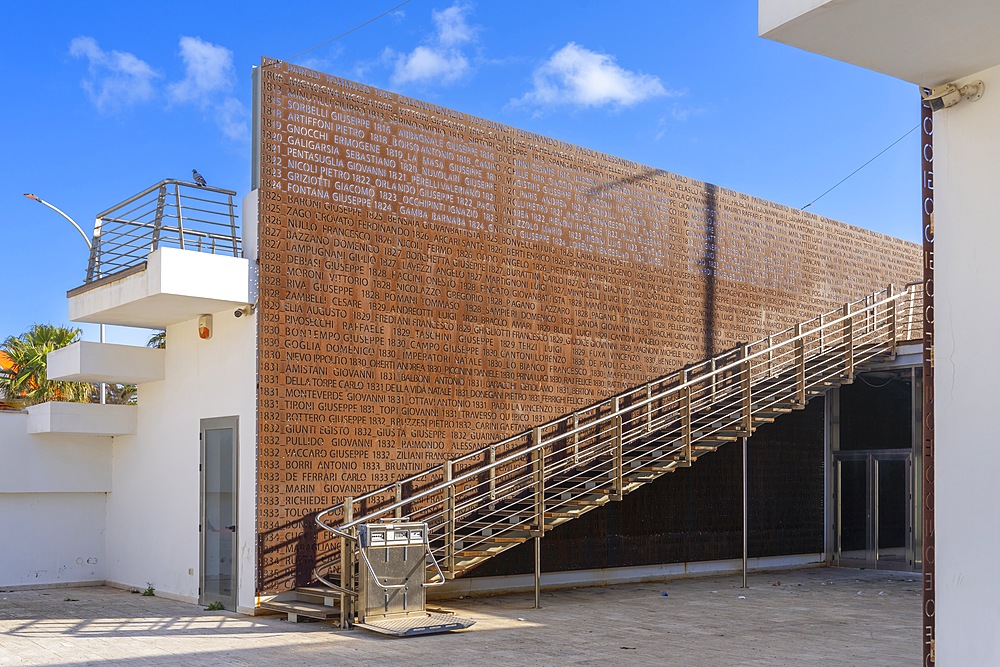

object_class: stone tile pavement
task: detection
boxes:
[0,567,919,666]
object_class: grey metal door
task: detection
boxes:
[200,416,238,608]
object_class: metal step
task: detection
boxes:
[259,598,339,623]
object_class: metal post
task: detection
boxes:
[489,445,497,500]
[887,283,897,349]
[340,497,353,629]
[99,324,106,404]
[742,437,748,589]
[710,358,717,401]
[740,344,753,436]
[444,461,455,577]
[645,384,652,432]
[572,413,580,465]
[533,425,544,609]
[227,194,239,256]
[152,185,167,252]
[681,385,692,467]
[174,184,186,250]
[23,193,106,404]
[795,323,806,406]
[394,483,403,519]
[843,302,854,382]
[534,532,541,609]
[766,336,774,378]
[611,398,623,499]
[533,427,544,534]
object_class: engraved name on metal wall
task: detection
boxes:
[255,59,922,591]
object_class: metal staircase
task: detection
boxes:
[281,283,922,627]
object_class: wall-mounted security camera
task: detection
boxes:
[234,304,256,318]
[922,80,984,111]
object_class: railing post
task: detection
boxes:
[766,336,774,378]
[905,287,917,341]
[340,497,353,629]
[888,283,898,350]
[710,358,718,401]
[681,380,692,468]
[174,184,186,250]
[533,427,545,535]
[152,185,167,252]
[819,313,825,353]
[572,413,580,465]
[795,323,806,406]
[843,302,855,382]
[489,444,497,500]
[394,483,403,519]
[228,194,239,257]
[444,461,455,578]
[612,397,623,500]
[645,384,652,433]
[739,343,753,436]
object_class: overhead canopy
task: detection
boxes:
[760,0,1000,86]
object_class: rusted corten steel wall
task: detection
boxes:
[255,59,922,592]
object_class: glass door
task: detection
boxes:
[834,451,913,570]
[200,417,238,608]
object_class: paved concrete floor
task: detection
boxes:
[0,567,919,666]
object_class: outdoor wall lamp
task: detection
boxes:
[922,80,984,111]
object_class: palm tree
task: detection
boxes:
[147,330,166,349]
[0,324,94,405]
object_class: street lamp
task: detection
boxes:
[23,193,107,404]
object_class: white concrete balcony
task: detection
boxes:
[26,401,137,436]
[65,179,251,329]
[47,341,165,385]
[68,247,251,329]
[759,0,1000,86]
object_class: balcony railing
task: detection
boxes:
[86,180,240,283]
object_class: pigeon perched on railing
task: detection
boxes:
[192,169,207,187]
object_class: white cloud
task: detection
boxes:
[519,42,674,109]
[167,37,248,142]
[391,46,470,86]
[433,4,476,46]
[387,2,477,87]
[168,36,235,106]
[216,97,250,142]
[68,36,160,113]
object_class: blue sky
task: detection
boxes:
[2,1,919,346]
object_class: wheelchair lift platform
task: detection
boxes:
[353,520,474,637]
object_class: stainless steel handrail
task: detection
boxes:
[86,179,240,282]
[314,283,923,594]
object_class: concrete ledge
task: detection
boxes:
[26,401,137,436]
[430,553,823,600]
[759,0,1000,86]
[48,341,165,384]
[68,247,251,328]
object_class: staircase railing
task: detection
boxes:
[312,282,923,621]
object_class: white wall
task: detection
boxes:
[104,307,257,611]
[0,411,110,586]
[934,62,1000,665]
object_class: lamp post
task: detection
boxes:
[23,193,106,404]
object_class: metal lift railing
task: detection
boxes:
[85,179,240,283]
[313,282,923,627]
